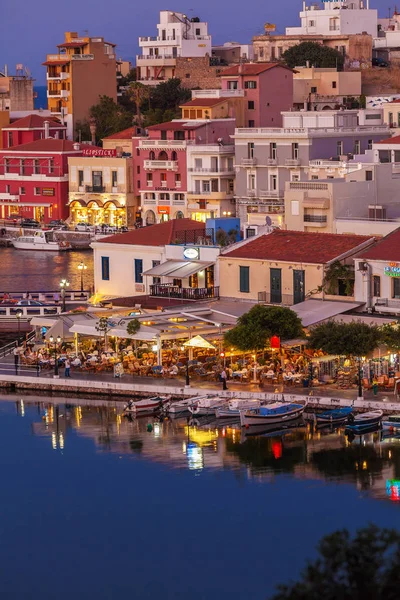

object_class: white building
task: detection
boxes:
[137,11,212,85]
[286,0,378,37]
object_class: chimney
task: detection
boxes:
[238,64,243,74]
[44,120,50,139]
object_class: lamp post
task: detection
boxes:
[60,279,70,312]
[181,345,190,387]
[77,262,87,297]
[16,309,22,342]
[358,357,363,400]
[49,335,61,378]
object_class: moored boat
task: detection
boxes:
[12,230,70,251]
[123,396,170,414]
[188,396,227,416]
[216,398,260,418]
[382,415,400,430]
[168,398,195,415]
[316,406,353,425]
[346,409,383,430]
[240,400,307,428]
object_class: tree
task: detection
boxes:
[270,525,400,600]
[379,323,400,353]
[126,319,140,336]
[95,317,113,351]
[127,82,151,127]
[75,95,133,142]
[149,78,191,113]
[307,320,380,357]
[282,42,345,70]
[224,305,304,352]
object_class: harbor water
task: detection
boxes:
[1,394,400,600]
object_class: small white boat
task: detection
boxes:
[123,396,170,414]
[316,406,353,425]
[346,409,383,430]
[12,230,70,251]
[382,415,400,430]
[189,396,227,416]
[216,398,261,418]
[240,400,307,427]
[168,398,194,415]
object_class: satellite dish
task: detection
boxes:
[265,216,272,226]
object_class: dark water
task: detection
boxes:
[1,395,400,600]
[0,247,93,292]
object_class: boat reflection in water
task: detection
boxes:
[13,396,400,502]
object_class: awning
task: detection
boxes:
[290,299,364,327]
[0,201,53,207]
[143,260,214,279]
[183,335,216,349]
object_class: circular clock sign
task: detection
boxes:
[183,247,200,260]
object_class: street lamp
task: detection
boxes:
[16,309,22,342]
[49,335,62,378]
[77,262,87,297]
[181,345,190,387]
[358,357,363,400]
[60,279,70,312]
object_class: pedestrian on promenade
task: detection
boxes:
[53,292,59,304]
[13,343,20,375]
[64,358,71,378]
[221,368,228,391]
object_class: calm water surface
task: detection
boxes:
[0,247,93,291]
[1,395,400,600]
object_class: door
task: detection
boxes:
[270,268,282,304]
[293,270,305,305]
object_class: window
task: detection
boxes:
[20,160,25,175]
[248,120,255,127]
[101,257,110,281]
[227,80,238,90]
[292,143,299,160]
[373,276,381,298]
[134,259,143,284]
[291,173,300,182]
[146,173,153,185]
[34,187,41,195]
[4,159,9,174]
[194,158,202,169]
[171,151,177,161]
[337,141,343,156]
[112,171,118,186]
[271,47,276,60]
[48,159,54,174]
[270,143,277,159]
[248,173,256,190]
[174,131,185,140]
[311,86,317,93]
[19,187,25,195]
[136,166,140,174]
[245,81,257,89]
[5,185,10,194]
[185,73,191,79]
[161,131,167,141]
[368,139,373,150]
[311,175,318,180]
[393,278,400,299]
[248,142,254,158]
[149,151,155,160]
[270,174,277,190]
[7,132,12,148]
[354,140,360,155]
[161,173,167,183]
[78,170,84,186]
[175,173,181,186]
[196,28,201,36]
[248,101,255,110]
[332,81,337,89]
[239,266,250,293]
[203,180,210,192]
[291,200,299,215]
[366,170,373,181]
[309,19,315,26]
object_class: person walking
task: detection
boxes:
[221,368,228,391]
[53,292,59,305]
[13,344,20,375]
[64,358,71,378]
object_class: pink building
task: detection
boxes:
[0,138,88,222]
[133,119,235,224]
[220,63,294,128]
[2,115,67,149]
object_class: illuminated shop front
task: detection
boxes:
[69,199,126,226]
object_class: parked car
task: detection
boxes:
[5,214,22,222]
[11,300,57,314]
[21,219,41,228]
[16,300,47,306]
[372,57,389,67]
[75,222,94,232]
[48,220,68,230]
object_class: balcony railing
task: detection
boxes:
[258,292,294,306]
[188,167,234,174]
[285,158,301,166]
[304,214,327,223]
[47,90,61,96]
[259,190,281,198]
[241,158,257,166]
[136,54,176,60]
[143,160,178,170]
[85,185,106,193]
[247,189,256,197]
[266,158,277,166]
[150,284,219,301]
[139,140,187,148]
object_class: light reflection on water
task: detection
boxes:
[11,395,400,503]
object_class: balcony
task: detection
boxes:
[192,89,244,99]
[266,158,277,166]
[136,55,177,67]
[139,139,187,149]
[241,158,257,166]
[259,190,282,199]
[47,90,61,98]
[188,167,235,175]
[60,90,69,98]
[188,191,234,200]
[143,160,178,171]
[304,214,328,226]
[285,158,301,167]
[247,189,256,197]
[46,72,69,81]
[71,54,94,61]
[150,284,219,301]
[375,298,400,314]
[85,185,106,193]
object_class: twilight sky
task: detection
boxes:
[0,0,392,84]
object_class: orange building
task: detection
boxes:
[43,32,117,140]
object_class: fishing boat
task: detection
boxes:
[240,400,307,428]
[188,396,227,416]
[12,230,70,251]
[241,418,306,440]
[168,398,196,415]
[382,415,400,430]
[123,396,170,414]
[215,398,261,418]
[316,406,353,425]
[346,409,383,430]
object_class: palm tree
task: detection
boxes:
[128,82,150,127]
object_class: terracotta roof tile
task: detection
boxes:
[57,42,88,48]
[98,219,206,246]
[358,227,400,261]
[180,98,227,107]
[375,134,400,144]
[222,230,374,264]
[102,127,135,140]
[146,121,203,132]
[2,139,92,153]
[220,63,293,76]
[42,60,70,66]
[4,115,65,130]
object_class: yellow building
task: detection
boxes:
[383,99,400,128]
[0,111,10,149]
[180,94,245,126]
[68,152,135,226]
[219,229,375,304]
[293,67,362,110]
[102,127,135,156]
[43,32,117,140]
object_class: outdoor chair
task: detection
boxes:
[362,378,371,390]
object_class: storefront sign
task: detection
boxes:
[384,263,400,277]
[155,187,176,191]
[183,247,200,260]
[157,206,170,215]
[42,188,55,196]
[82,148,116,157]
[264,22,276,32]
